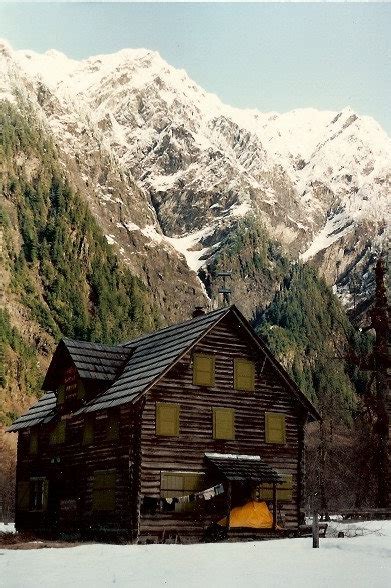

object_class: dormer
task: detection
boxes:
[42,338,133,413]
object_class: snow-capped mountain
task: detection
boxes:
[1,40,389,310]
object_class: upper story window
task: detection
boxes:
[265,412,286,444]
[234,358,255,391]
[50,420,66,445]
[193,353,215,387]
[57,384,65,405]
[83,415,95,445]
[213,407,235,440]
[107,410,120,441]
[29,430,38,455]
[156,402,180,436]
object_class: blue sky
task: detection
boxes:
[1,2,390,135]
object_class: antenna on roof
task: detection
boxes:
[216,270,232,307]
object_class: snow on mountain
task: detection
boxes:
[0,40,389,307]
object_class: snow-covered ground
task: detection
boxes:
[0,522,15,534]
[1,520,391,587]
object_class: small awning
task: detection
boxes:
[205,453,283,484]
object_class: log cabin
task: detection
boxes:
[8,305,320,543]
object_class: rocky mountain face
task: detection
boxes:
[0,40,390,316]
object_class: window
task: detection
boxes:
[156,402,180,436]
[92,470,116,511]
[258,474,293,502]
[234,358,255,391]
[29,478,48,511]
[82,416,94,445]
[17,481,30,511]
[265,412,286,444]
[161,471,205,512]
[161,471,205,497]
[213,407,235,440]
[107,411,120,441]
[50,420,66,445]
[193,353,215,387]
[77,380,86,400]
[29,430,38,455]
[57,384,65,405]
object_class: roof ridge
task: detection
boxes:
[122,306,229,348]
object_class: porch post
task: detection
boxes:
[272,483,277,530]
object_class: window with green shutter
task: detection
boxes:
[29,478,48,511]
[265,412,286,444]
[17,481,30,511]
[156,402,180,436]
[193,354,215,387]
[29,430,38,455]
[57,384,65,405]
[107,411,120,441]
[82,416,94,445]
[92,469,116,511]
[77,380,86,400]
[50,420,66,445]
[258,474,293,502]
[160,471,205,498]
[234,358,255,391]
[213,407,235,440]
[161,471,205,512]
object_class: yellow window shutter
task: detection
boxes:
[77,381,86,400]
[161,472,185,497]
[107,412,120,440]
[50,420,66,445]
[193,354,215,387]
[213,407,235,440]
[17,481,30,510]
[57,384,65,405]
[29,431,38,454]
[92,470,116,511]
[83,417,94,445]
[234,359,255,391]
[58,421,66,443]
[258,475,293,502]
[156,402,180,436]
[265,412,286,444]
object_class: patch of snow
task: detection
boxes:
[0,522,15,533]
[105,235,116,245]
[1,521,391,588]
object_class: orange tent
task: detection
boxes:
[218,501,274,529]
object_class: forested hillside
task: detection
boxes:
[0,101,157,424]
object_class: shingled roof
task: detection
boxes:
[8,392,56,432]
[8,305,320,432]
[205,453,284,484]
[42,339,132,390]
[78,306,229,414]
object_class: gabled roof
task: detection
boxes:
[77,307,229,414]
[42,338,132,390]
[7,392,56,432]
[8,305,320,432]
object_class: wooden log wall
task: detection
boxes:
[15,380,136,537]
[139,315,308,540]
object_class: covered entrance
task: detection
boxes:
[204,453,284,534]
